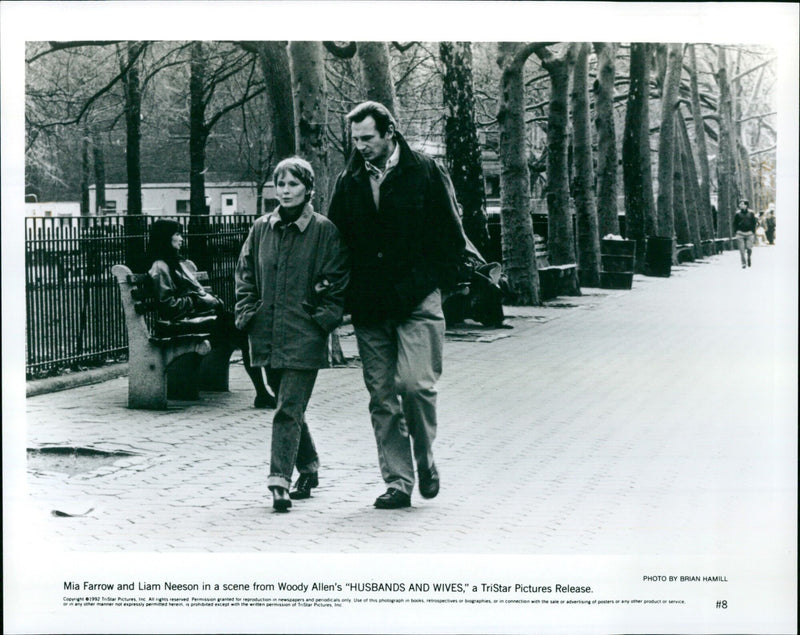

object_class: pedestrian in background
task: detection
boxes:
[765,204,776,245]
[235,157,349,512]
[732,199,757,268]
[328,101,466,509]
[146,219,276,409]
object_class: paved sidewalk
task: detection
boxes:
[23,247,796,554]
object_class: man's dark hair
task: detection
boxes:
[346,101,397,135]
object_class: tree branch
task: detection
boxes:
[392,42,417,53]
[323,41,357,58]
[26,41,124,64]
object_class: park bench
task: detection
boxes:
[713,238,731,254]
[675,243,695,263]
[111,262,235,410]
[534,234,580,300]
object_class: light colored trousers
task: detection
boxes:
[736,231,755,265]
[354,290,445,496]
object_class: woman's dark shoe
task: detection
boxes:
[270,486,292,512]
[289,473,319,500]
[254,392,277,409]
[374,488,411,509]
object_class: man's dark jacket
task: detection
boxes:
[328,132,466,326]
[733,210,757,233]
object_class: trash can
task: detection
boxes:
[600,239,636,289]
[645,236,673,277]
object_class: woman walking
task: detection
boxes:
[235,157,348,512]
[146,219,275,408]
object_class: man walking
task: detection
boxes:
[328,101,465,509]
[733,199,757,268]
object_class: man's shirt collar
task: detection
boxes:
[364,141,400,182]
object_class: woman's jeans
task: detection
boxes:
[266,368,319,490]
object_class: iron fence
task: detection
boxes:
[25,214,259,378]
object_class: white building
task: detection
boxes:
[88,181,276,215]
[25,201,81,217]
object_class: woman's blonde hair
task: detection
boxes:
[272,156,315,195]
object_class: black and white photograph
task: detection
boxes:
[2,2,797,634]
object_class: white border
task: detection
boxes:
[3,2,797,634]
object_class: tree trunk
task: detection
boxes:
[288,41,329,215]
[357,41,398,116]
[187,43,212,271]
[655,43,684,238]
[570,43,601,287]
[189,42,209,217]
[496,42,541,305]
[123,41,145,271]
[250,42,295,161]
[677,120,703,257]
[593,42,620,237]
[124,42,143,216]
[671,127,691,246]
[622,43,656,271]
[736,139,754,206]
[440,41,490,257]
[287,41,343,365]
[538,46,577,265]
[80,131,90,216]
[92,130,106,213]
[687,45,714,239]
[715,47,737,240]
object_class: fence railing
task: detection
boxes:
[25,214,259,379]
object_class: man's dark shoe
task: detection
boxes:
[418,464,440,499]
[289,473,319,500]
[374,489,411,509]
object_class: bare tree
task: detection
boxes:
[496,42,544,304]
[593,42,620,237]
[535,43,578,265]
[571,42,601,287]
[686,44,714,238]
[288,41,330,214]
[622,43,657,271]
[671,125,692,246]
[240,41,296,161]
[715,46,738,242]
[655,43,684,238]
[122,41,145,216]
[357,41,398,115]
[440,41,490,256]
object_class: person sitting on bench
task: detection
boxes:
[146,219,276,408]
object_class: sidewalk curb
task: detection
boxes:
[26,352,248,398]
[26,363,129,398]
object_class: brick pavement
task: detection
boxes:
[24,246,796,554]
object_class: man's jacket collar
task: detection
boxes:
[347,131,421,180]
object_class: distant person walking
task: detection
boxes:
[328,101,465,509]
[235,157,349,512]
[146,219,276,409]
[765,204,776,245]
[733,199,757,268]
